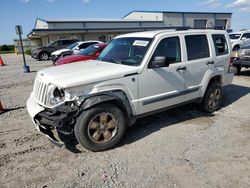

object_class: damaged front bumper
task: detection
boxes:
[27,94,78,147]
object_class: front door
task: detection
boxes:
[138,36,186,114]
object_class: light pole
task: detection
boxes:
[15,25,30,73]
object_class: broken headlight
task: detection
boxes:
[47,85,65,106]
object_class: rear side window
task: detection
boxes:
[62,40,74,45]
[241,33,250,39]
[185,35,210,61]
[212,34,229,56]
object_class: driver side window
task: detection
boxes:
[151,36,181,65]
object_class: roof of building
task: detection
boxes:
[123,10,232,18]
[39,18,161,23]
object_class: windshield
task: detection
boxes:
[229,34,241,40]
[79,45,101,56]
[66,42,79,49]
[97,37,153,66]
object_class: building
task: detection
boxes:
[13,39,36,54]
[27,10,232,48]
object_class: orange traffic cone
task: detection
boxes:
[0,101,3,112]
[0,56,5,66]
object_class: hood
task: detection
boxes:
[230,39,238,43]
[36,60,138,88]
[51,49,70,56]
[56,55,92,65]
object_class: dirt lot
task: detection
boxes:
[0,54,250,188]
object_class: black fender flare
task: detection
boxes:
[77,90,136,126]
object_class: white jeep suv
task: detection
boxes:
[229,30,250,51]
[27,29,234,151]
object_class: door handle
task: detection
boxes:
[207,61,214,65]
[176,66,186,71]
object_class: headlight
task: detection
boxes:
[238,49,246,58]
[47,85,65,106]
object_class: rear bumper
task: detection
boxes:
[233,59,250,67]
[31,54,38,59]
[27,94,77,147]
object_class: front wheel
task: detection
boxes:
[39,52,49,61]
[201,82,222,113]
[74,104,126,151]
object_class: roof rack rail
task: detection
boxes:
[175,27,191,31]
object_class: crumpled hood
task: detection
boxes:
[51,49,70,56]
[36,60,138,88]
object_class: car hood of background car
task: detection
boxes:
[57,55,92,65]
[51,49,70,56]
[36,60,139,88]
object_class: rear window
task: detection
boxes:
[185,35,210,61]
[212,34,229,56]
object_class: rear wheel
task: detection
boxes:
[201,82,222,113]
[74,104,126,151]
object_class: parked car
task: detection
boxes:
[231,44,250,75]
[54,43,108,66]
[229,30,250,51]
[31,39,79,61]
[51,41,103,62]
[27,29,234,151]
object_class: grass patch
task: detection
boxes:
[0,51,14,54]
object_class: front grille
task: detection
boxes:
[244,49,250,56]
[33,79,48,106]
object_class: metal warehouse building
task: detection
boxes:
[28,10,232,47]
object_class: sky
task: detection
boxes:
[0,0,250,45]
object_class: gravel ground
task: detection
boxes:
[0,54,250,188]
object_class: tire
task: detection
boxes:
[74,103,126,151]
[39,52,49,61]
[201,82,222,113]
[236,66,241,75]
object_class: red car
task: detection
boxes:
[54,43,107,66]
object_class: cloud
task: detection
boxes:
[83,0,91,3]
[199,0,222,7]
[227,0,250,12]
[21,0,30,3]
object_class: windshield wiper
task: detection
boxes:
[98,57,122,64]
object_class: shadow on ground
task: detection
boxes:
[119,83,250,147]
[65,83,250,153]
[0,106,25,115]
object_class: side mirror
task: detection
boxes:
[241,37,247,40]
[75,46,80,50]
[149,56,169,68]
[95,52,100,57]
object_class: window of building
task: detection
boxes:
[215,19,227,29]
[151,36,181,65]
[185,35,210,60]
[194,20,207,29]
[212,34,229,56]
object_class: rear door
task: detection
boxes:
[182,33,213,101]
